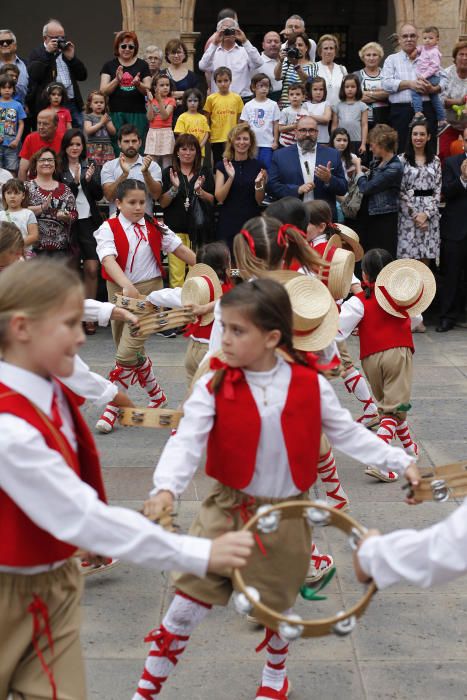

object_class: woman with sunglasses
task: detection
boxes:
[100,31,152,154]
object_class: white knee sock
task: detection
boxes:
[132,593,211,699]
[343,368,378,422]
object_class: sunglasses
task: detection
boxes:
[120,43,135,50]
[0,39,14,46]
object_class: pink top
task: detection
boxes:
[148,96,176,129]
[416,45,442,80]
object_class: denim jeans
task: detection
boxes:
[411,75,445,121]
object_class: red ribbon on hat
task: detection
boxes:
[183,275,216,336]
[301,351,341,373]
[320,245,338,286]
[377,284,424,318]
[240,229,256,255]
[277,224,307,249]
[207,356,244,399]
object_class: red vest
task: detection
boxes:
[355,291,415,360]
[205,363,321,492]
[312,241,327,256]
[101,216,164,283]
[0,382,107,567]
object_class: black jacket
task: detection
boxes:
[27,45,87,115]
[58,164,103,228]
[441,154,467,242]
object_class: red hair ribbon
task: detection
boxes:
[377,284,424,319]
[207,356,244,399]
[28,594,57,700]
[240,229,256,255]
[277,223,307,248]
[361,281,375,290]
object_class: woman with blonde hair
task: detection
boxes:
[214,123,267,252]
[316,33,348,107]
[357,41,390,129]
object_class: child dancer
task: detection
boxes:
[43,81,72,136]
[338,249,435,482]
[145,74,177,168]
[278,83,307,147]
[147,241,233,383]
[135,278,417,700]
[0,258,253,700]
[93,179,196,433]
[305,76,332,144]
[331,74,368,155]
[0,220,24,270]
[174,88,210,157]
[0,179,39,256]
[240,73,280,169]
[83,90,116,170]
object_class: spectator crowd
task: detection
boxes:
[0,11,466,332]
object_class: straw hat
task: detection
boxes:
[374,259,436,318]
[284,276,339,352]
[332,224,364,262]
[320,236,355,301]
[261,269,302,284]
[181,263,223,325]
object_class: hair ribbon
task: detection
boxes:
[277,224,307,248]
[239,229,256,255]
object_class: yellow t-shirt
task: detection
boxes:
[174,112,210,156]
[203,91,243,143]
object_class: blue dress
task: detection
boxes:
[215,158,262,250]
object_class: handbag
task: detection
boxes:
[340,177,364,219]
[188,194,214,249]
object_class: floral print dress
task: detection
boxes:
[397,155,442,260]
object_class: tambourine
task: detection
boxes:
[144,504,178,533]
[129,308,196,337]
[119,407,183,429]
[404,460,467,502]
[231,500,377,639]
[112,293,158,314]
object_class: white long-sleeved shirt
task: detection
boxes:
[0,362,211,576]
[337,295,423,342]
[358,499,467,589]
[199,42,263,96]
[94,214,181,284]
[152,356,412,499]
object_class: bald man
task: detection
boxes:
[381,23,446,149]
[27,18,87,127]
[18,109,63,181]
[260,31,283,101]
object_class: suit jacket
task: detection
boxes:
[441,153,467,242]
[267,143,347,218]
[27,46,87,116]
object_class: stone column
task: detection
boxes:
[180,31,201,69]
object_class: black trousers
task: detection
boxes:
[389,102,436,152]
[438,236,467,322]
[211,142,226,166]
[358,210,398,260]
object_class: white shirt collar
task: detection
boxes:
[298,143,317,155]
[118,213,146,230]
[0,361,54,414]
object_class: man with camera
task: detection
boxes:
[199,17,263,99]
[27,19,87,127]
[280,15,316,62]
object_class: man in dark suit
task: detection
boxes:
[436,126,467,332]
[267,115,347,217]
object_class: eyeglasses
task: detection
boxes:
[0,39,14,46]
[401,33,417,39]
[37,158,55,163]
[120,43,136,50]
[297,128,318,135]
[170,50,185,55]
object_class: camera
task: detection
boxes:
[223,27,236,36]
[287,47,301,60]
[56,36,69,51]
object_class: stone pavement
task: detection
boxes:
[79,324,467,700]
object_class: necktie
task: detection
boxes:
[130,223,148,272]
[50,392,63,431]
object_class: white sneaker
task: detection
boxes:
[96,404,119,433]
[365,467,399,483]
[305,553,334,584]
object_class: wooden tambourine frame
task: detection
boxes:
[129,309,196,337]
[119,407,183,429]
[406,461,467,502]
[112,293,158,314]
[231,500,377,638]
